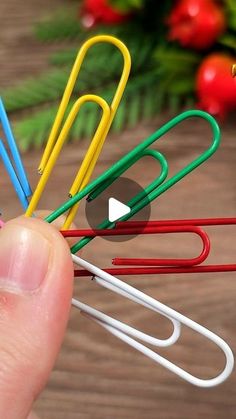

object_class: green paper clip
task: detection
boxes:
[45,110,220,253]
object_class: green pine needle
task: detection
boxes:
[110,0,143,12]
[225,0,236,31]
[2,33,153,115]
[2,69,71,112]
[14,66,192,151]
[34,8,84,41]
[218,33,236,50]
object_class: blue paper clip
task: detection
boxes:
[0,98,31,210]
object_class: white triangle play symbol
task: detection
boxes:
[108,197,131,222]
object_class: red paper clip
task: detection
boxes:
[62,224,210,277]
[66,217,236,277]
[110,217,236,274]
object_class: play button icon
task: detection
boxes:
[108,198,131,222]
[85,176,151,242]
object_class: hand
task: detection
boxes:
[0,216,74,419]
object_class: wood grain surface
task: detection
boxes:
[1,2,236,418]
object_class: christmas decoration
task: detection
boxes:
[196,54,236,119]
[232,64,236,77]
[167,0,226,50]
[81,0,131,28]
[1,0,236,150]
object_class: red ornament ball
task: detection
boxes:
[81,0,131,28]
[196,54,236,119]
[167,0,226,50]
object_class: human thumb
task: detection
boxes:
[0,216,74,419]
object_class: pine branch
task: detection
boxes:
[218,33,236,50]
[154,46,200,69]
[50,49,78,66]
[225,0,236,31]
[34,7,138,43]
[34,8,84,41]
[2,69,71,112]
[2,66,118,114]
[153,45,198,112]
[2,34,153,113]
[110,0,143,12]
[50,34,153,71]
[14,67,192,151]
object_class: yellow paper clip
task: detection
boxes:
[25,35,131,226]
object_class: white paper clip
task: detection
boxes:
[72,254,234,388]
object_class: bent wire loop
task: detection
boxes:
[0,98,31,210]
[45,109,220,254]
[106,218,236,275]
[72,255,234,388]
[73,218,236,276]
[62,224,210,277]
[26,35,131,228]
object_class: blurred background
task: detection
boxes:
[0,0,236,418]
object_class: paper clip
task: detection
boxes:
[0,98,31,210]
[72,254,234,387]
[25,35,131,226]
[106,218,236,275]
[45,109,220,254]
[73,218,236,276]
[63,224,210,277]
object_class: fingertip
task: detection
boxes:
[0,215,74,417]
